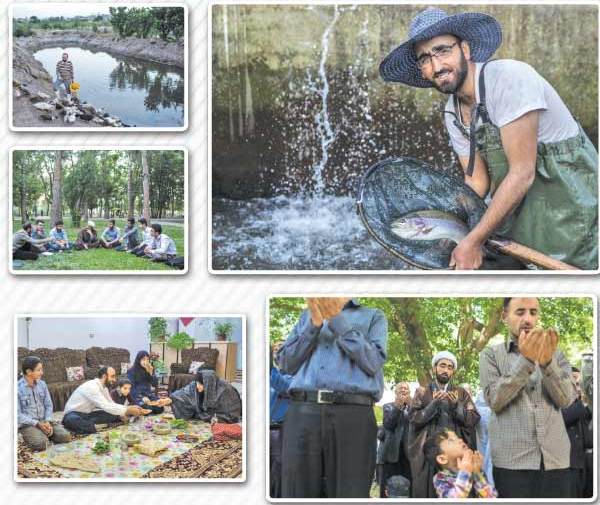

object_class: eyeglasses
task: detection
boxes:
[416,42,459,69]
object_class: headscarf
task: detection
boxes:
[129,350,153,384]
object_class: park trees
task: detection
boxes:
[49,150,63,225]
[12,150,185,226]
[269,297,594,388]
[109,7,184,41]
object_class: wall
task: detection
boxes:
[17,316,244,369]
[176,316,243,368]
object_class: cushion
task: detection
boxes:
[188,361,204,374]
[121,362,131,375]
[66,365,84,382]
[211,423,242,441]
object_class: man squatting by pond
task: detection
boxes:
[272,297,592,499]
[380,8,598,270]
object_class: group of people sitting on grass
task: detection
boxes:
[17,351,242,451]
[12,217,178,264]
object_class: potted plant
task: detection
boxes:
[149,351,167,377]
[215,321,234,341]
[167,331,194,363]
[148,317,168,342]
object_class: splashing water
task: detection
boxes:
[212,7,443,270]
[310,6,340,193]
[212,195,410,270]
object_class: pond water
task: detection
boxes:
[34,46,184,127]
[211,195,410,270]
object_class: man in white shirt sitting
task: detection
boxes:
[144,223,177,262]
[62,366,148,434]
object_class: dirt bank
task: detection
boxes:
[16,30,184,68]
[12,42,104,128]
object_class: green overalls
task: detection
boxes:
[455,61,598,269]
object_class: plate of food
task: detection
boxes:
[91,439,111,455]
[152,422,171,435]
[50,453,101,473]
[122,432,142,446]
[170,418,188,430]
[134,440,169,457]
[175,433,199,443]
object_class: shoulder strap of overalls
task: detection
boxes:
[464,60,494,177]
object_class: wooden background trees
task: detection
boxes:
[13,149,185,226]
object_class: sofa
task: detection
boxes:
[18,346,131,411]
[168,347,219,393]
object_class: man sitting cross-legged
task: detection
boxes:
[116,217,140,252]
[75,220,101,250]
[31,220,55,253]
[100,219,121,249]
[129,218,152,257]
[13,223,54,261]
[18,356,72,451]
[49,220,72,252]
[143,223,177,262]
[62,366,149,435]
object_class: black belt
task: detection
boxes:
[290,389,374,406]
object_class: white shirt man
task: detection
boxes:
[62,367,145,434]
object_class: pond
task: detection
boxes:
[34,46,184,127]
[211,195,410,271]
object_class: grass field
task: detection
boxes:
[12,218,185,271]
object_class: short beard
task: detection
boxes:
[432,49,469,94]
[436,372,451,384]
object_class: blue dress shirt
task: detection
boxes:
[277,300,387,400]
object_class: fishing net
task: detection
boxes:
[356,157,522,270]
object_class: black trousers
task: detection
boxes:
[13,243,41,261]
[569,468,585,498]
[281,401,377,498]
[63,410,121,434]
[493,465,571,498]
[270,425,284,498]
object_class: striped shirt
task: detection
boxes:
[56,60,74,81]
[479,339,574,470]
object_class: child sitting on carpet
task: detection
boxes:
[110,378,135,406]
[424,429,498,498]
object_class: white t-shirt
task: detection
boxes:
[444,59,579,157]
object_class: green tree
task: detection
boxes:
[269,297,594,389]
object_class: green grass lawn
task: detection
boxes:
[12,218,185,271]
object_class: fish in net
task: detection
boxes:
[356,157,524,270]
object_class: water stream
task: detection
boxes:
[212,7,410,270]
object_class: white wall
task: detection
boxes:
[19,317,156,363]
[176,316,243,368]
[17,316,244,368]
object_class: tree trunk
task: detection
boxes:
[50,151,63,225]
[141,150,151,222]
[387,298,433,386]
[127,159,135,218]
[19,163,27,225]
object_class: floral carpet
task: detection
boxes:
[17,419,242,479]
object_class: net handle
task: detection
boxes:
[487,239,580,270]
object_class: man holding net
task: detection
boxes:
[380,7,598,270]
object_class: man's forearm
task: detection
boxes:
[468,167,534,244]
